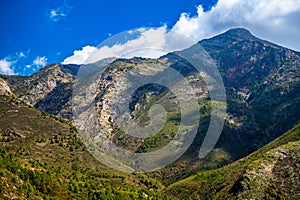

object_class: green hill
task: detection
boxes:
[166,123,300,199]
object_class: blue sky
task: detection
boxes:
[1,0,300,75]
[0,0,216,75]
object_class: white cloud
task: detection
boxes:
[49,1,72,22]
[25,65,31,69]
[62,0,300,65]
[62,27,194,65]
[86,27,169,63]
[0,50,32,75]
[62,46,98,64]
[0,59,15,75]
[33,56,47,66]
[172,0,300,51]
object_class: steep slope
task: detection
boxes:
[0,78,11,95]
[197,27,300,163]
[166,123,300,199]
[1,28,300,185]
[149,28,300,183]
[0,64,79,120]
[1,68,299,199]
[200,28,300,137]
[0,81,172,199]
[1,67,300,199]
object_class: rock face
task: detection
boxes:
[0,78,11,95]
[0,79,169,200]
[200,28,300,138]
[0,64,79,120]
[198,28,300,148]
[1,28,300,179]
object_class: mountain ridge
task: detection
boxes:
[1,27,299,192]
[0,29,300,199]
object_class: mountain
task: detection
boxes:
[0,78,172,199]
[0,64,79,120]
[200,28,300,136]
[1,28,300,198]
[1,77,299,199]
[152,28,300,182]
[199,27,300,153]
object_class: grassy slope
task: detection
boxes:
[0,93,174,200]
[166,123,300,199]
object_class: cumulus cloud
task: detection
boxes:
[49,1,72,22]
[62,0,300,65]
[172,0,300,51]
[33,56,47,67]
[0,59,15,75]
[85,27,169,64]
[62,27,194,65]
[62,46,98,64]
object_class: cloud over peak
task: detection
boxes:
[172,0,300,50]
[62,0,300,65]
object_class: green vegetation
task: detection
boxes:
[166,124,300,199]
[0,94,174,199]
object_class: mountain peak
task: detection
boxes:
[212,27,256,40]
[224,27,253,37]
[199,27,257,47]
